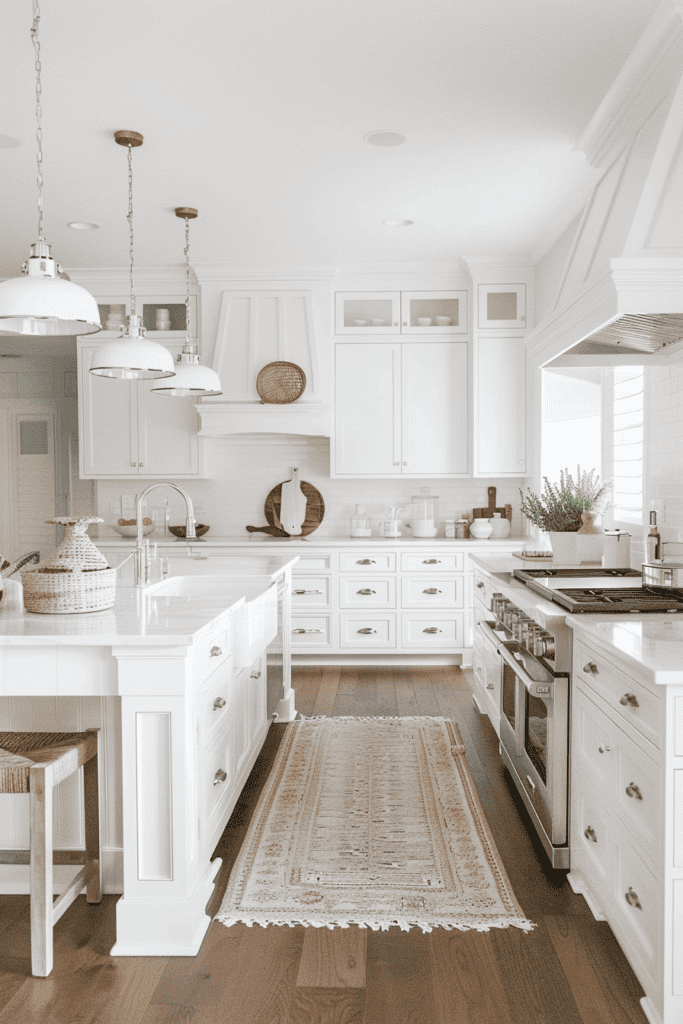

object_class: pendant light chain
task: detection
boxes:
[30,0,44,242]
[127,144,136,318]
[184,216,191,344]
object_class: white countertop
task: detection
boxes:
[95,535,525,548]
[470,553,683,686]
[0,555,298,646]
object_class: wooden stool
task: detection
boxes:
[0,728,102,976]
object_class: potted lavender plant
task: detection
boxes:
[519,468,609,564]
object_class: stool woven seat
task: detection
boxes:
[0,728,102,976]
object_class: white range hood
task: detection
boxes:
[530,1,683,367]
[195,279,331,437]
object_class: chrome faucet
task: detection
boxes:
[134,483,196,587]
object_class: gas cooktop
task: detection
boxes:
[513,567,683,613]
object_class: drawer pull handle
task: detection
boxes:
[357,627,377,634]
[423,559,440,564]
[250,670,262,679]
[476,581,485,589]
[293,628,324,634]
[583,662,598,674]
[598,744,611,754]
[213,769,228,786]
[485,682,495,690]
[423,627,442,634]
[584,826,597,843]
[423,588,442,594]
[620,692,640,708]
[212,696,226,711]
[357,588,376,595]
[293,589,323,595]
[626,782,643,800]
[625,887,642,910]
[210,646,222,658]
[357,559,376,565]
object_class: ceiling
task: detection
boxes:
[0,0,659,277]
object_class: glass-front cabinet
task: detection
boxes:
[96,295,197,339]
[477,284,526,329]
[335,291,468,335]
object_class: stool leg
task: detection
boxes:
[29,762,54,977]
[83,737,102,904]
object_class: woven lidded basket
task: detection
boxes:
[22,517,117,614]
[256,362,306,404]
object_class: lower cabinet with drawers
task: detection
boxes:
[568,630,683,1024]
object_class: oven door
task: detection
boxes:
[497,641,569,849]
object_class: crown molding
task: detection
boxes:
[67,266,193,290]
[193,264,336,284]
[577,0,683,168]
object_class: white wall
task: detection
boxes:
[93,437,527,540]
[646,362,683,555]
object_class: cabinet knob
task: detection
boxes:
[598,744,611,754]
[210,646,222,657]
[423,627,442,634]
[620,692,639,708]
[212,696,226,711]
[213,769,228,786]
[624,887,642,910]
[402,321,407,326]
[485,682,494,690]
[357,588,376,595]
[250,670,261,679]
[423,588,441,594]
[584,826,597,843]
[476,581,485,588]
[625,782,643,800]
[356,559,376,565]
[130,462,136,468]
[393,321,398,326]
[403,461,407,466]
[393,461,400,466]
[583,662,598,674]
[357,627,377,634]
[139,463,144,468]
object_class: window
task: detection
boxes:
[541,369,602,485]
[611,366,644,527]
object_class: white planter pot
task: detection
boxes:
[576,533,604,563]
[548,531,578,564]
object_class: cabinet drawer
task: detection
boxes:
[202,671,231,746]
[574,687,619,793]
[473,570,497,611]
[291,576,331,608]
[572,772,614,883]
[575,638,662,748]
[401,552,463,572]
[203,724,235,830]
[612,836,661,981]
[339,613,396,648]
[340,552,396,572]
[401,576,463,609]
[194,617,231,686]
[339,577,396,609]
[401,613,464,648]
[295,554,332,572]
[291,616,332,647]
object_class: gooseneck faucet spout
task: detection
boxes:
[134,482,196,586]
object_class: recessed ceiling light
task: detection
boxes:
[67,222,100,230]
[0,135,21,148]
[364,131,407,147]
[382,219,413,227]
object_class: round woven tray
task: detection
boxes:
[256,362,306,404]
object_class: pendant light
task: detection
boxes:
[90,132,175,380]
[151,209,222,396]
[0,0,101,336]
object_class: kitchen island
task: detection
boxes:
[469,553,683,1024]
[0,554,298,957]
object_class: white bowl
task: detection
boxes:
[353,319,368,326]
[370,318,386,326]
[435,316,452,326]
[111,523,155,538]
[417,317,432,326]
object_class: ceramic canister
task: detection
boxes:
[602,531,631,568]
[469,517,493,539]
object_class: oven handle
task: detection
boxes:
[477,618,506,649]
[496,639,554,694]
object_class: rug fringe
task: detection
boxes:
[215,912,535,934]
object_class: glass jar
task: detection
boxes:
[350,504,372,538]
[410,487,438,538]
[444,520,456,539]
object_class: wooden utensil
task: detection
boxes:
[279,468,308,536]
[246,478,325,537]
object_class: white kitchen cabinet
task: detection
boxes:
[477,284,526,329]
[78,341,201,478]
[335,291,468,335]
[473,336,526,476]
[334,342,468,477]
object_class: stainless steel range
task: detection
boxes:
[513,566,683,613]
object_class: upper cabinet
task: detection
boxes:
[78,341,201,479]
[477,284,526,330]
[473,336,526,476]
[335,291,468,335]
[97,296,197,340]
[333,342,468,477]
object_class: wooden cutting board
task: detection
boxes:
[246,479,325,537]
[473,486,512,521]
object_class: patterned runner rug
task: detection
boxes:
[217,716,534,933]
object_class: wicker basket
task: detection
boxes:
[256,362,306,404]
[22,517,116,614]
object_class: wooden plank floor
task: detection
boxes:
[0,666,649,1023]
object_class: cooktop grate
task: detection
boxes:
[543,587,683,613]
[514,568,642,581]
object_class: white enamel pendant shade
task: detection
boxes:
[150,352,222,395]
[89,315,175,380]
[0,268,102,336]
